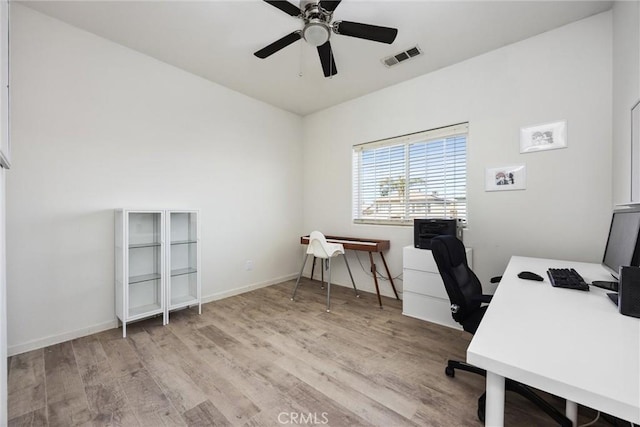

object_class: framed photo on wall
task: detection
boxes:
[520,120,567,154]
[485,164,526,191]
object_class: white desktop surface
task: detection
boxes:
[467,256,640,424]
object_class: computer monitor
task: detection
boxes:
[602,206,640,280]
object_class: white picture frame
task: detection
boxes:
[520,120,567,154]
[485,164,526,192]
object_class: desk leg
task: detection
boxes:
[485,371,505,427]
[565,400,577,426]
[368,251,383,309]
[379,252,399,300]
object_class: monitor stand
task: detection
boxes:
[591,280,619,292]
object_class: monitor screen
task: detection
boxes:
[602,207,640,279]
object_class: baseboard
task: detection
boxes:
[8,319,118,357]
[8,273,300,357]
[201,273,298,303]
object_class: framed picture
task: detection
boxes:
[632,100,640,202]
[520,120,567,154]
[485,164,526,192]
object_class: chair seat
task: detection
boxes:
[306,241,344,258]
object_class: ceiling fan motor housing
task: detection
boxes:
[300,0,332,46]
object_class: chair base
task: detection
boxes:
[291,253,359,312]
[445,359,572,427]
[445,359,486,378]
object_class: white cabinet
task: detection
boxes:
[402,245,472,330]
[115,209,201,337]
[167,211,201,312]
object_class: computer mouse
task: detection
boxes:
[518,271,544,281]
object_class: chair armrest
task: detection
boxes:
[472,294,493,304]
[490,276,502,283]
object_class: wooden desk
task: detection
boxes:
[467,256,640,426]
[300,235,399,308]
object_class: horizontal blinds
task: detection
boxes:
[353,122,468,152]
[353,123,467,224]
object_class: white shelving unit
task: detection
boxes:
[167,210,201,317]
[402,245,472,330]
[115,209,201,337]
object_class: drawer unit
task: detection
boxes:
[402,245,472,330]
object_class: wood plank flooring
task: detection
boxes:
[8,279,616,426]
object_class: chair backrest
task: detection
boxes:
[430,235,483,324]
[307,231,344,259]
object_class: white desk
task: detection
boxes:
[467,256,640,426]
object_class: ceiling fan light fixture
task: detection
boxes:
[303,21,330,46]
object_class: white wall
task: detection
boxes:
[302,12,613,294]
[613,1,640,204]
[7,5,303,355]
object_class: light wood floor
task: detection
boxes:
[8,279,615,426]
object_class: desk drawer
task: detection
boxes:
[403,246,439,272]
[403,246,473,272]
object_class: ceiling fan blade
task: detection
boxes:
[263,0,301,17]
[317,41,337,77]
[254,31,302,59]
[319,0,341,12]
[333,20,398,44]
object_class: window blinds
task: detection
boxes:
[352,123,468,225]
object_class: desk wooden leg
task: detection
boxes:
[379,252,399,300]
[485,371,505,427]
[368,251,383,309]
[565,400,577,426]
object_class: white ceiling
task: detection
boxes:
[19,0,612,116]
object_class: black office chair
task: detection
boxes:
[430,235,571,426]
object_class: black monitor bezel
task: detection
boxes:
[602,205,640,280]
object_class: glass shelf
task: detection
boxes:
[129,272,161,284]
[129,242,161,249]
[128,303,162,319]
[171,267,197,277]
[170,294,198,309]
[170,240,197,246]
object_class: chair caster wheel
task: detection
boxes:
[326,309,330,313]
[445,366,455,377]
[477,394,486,422]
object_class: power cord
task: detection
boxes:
[353,251,403,282]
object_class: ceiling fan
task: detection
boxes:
[254,0,398,78]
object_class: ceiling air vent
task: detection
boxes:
[382,45,422,68]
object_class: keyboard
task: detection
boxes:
[547,268,590,291]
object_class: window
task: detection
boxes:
[352,123,468,225]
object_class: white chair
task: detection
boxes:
[291,231,359,312]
